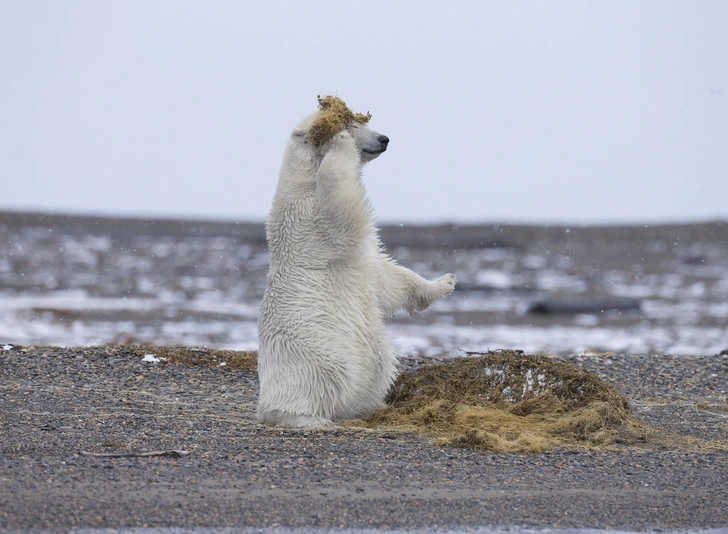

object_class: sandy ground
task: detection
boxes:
[1,345,727,532]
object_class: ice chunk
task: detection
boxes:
[475,270,512,289]
[575,314,599,326]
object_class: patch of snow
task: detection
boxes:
[536,271,586,292]
[0,292,259,319]
[687,282,706,297]
[389,322,728,358]
[393,335,432,356]
[522,254,547,270]
[429,295,514,313]
[474,248,510,261]
[475,270,512,289]
[574,314,599,326]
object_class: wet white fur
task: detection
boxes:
[256,111,456,427]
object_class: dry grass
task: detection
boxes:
[308,95,372,148]
[122,345,257,371]
[354,351,727,453]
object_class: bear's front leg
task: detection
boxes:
[378,257,456,315]
[411,272,457,313]
[314,133,373,252]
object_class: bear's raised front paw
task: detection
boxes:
[435,273,457,298]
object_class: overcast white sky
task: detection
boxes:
[1,1,726,225]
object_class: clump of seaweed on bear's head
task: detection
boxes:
[308,95,372,149]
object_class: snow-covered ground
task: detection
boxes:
[1,215,727,356]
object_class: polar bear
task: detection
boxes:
[256,97,456,427]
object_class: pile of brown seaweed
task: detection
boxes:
[308,95,372,148]
[360,350,647,453]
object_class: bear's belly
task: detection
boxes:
[260,265,383,341]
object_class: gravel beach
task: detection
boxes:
[1,344,727,532]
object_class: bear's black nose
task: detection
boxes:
[377,135,390,146]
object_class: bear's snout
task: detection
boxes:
[363,134,389,156]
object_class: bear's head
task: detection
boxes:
[292,96,389,164]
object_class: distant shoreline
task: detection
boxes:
[2,208,726,228]
[2,210,726,249]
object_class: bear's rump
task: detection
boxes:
[258,293,395,419]
[257,333,392,420]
